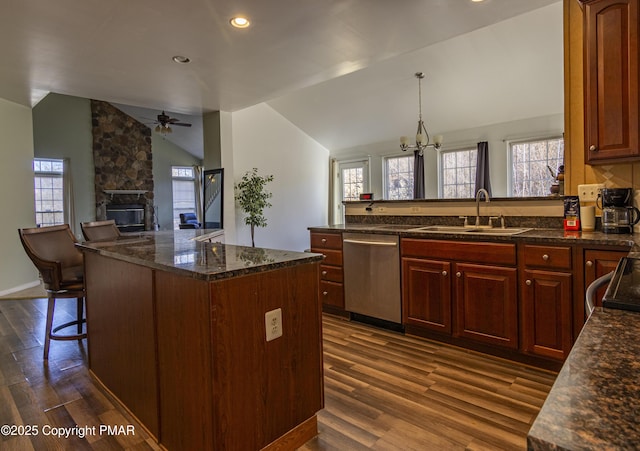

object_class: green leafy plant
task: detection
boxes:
[235,168,274,247]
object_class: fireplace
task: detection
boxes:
[106,204,145,232]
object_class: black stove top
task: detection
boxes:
[603,257,640,312]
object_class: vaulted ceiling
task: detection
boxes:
[0,0,562,158]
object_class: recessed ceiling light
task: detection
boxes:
[471,0,485,2]
[172,55,191,64]
[230,16,250,28]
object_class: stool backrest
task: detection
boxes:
[81,219,121,241]
[18,224,83,290]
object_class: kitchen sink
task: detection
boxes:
[372,224,415,230]
[409,225,531,235]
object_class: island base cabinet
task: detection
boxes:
[453,263,518,349]
[521,270,573,361]
[84,253,159,438]
[156,263,323,451]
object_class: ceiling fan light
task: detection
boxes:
[155,125,161,133]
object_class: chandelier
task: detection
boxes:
[400,72,443,154]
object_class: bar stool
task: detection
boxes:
[18,224,87,360]
[80,219,121,241]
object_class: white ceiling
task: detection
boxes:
[0,0,562,158]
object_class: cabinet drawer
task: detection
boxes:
[310,233,342,250]
[320,264,343,283]
[320,280,344,308]
[311,249,342,266]
[401,239,516,266]
[523,245,572,270]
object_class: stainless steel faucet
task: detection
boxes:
[475,188,490,226]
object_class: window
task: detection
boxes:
[385,155,414,200]
[339,161,368,202]
[510,137,564,197]
[440,148,477,199]
[172,166,197,229]
[34,159,64,227]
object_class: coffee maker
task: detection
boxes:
[597,188,640,234]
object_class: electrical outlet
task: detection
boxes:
[411,206,420,213]
[377,207,385,212]
[578,184,604,202]
[265,308,283,342]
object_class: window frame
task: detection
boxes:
[437,146,478,199]
[171,166,197,230]
[33,158,65,227]
[383,153,415,200]
[507,135,564,198]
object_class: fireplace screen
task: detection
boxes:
[106,204,145,232]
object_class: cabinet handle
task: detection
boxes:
[526,279,532,286]
[456,272,462,278]
[589,145,598,152]
[586,261,593,267]
[323,291,328,296]
[542,254,549,261]
[321,238,327,243]
[321,270,327,276]
[442,271,448,277]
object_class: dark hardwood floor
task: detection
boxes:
[0,298,556,450]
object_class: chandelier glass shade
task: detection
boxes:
[400,72,443,155]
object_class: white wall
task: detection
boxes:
[331,113,564,199]
[0,97,39,294]
[231,103,329,251]
[32,93,94,236]
[151,134,202,231]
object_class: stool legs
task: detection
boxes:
[43,296,56,360]
[43,295,87,360]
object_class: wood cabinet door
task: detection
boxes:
[584,249,627,307]
[583,0,640,163]
[453,263,518,349]
[521,269,573,361]
[402,258,452,334]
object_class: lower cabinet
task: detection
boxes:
[454,263,518,349]
[584,249,628,308]
[519,244,574,361]
[310,231,345,312]
[520,269,573,361]
[401,239,518,351]
[402,258,452,334]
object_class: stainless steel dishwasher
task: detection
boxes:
[342,233,401,323]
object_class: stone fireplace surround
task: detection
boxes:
[91,100,155,230]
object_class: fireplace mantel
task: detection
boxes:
[104,189,148,200]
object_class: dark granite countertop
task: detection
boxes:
[527,308,640,450]
[78,229,322,281]
[308,223,639,250]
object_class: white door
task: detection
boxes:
[336,160,369,222]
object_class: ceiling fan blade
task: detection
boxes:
[172,122,192,127]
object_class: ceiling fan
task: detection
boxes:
[153,111,192,134]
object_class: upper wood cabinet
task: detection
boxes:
[581,0,639,163]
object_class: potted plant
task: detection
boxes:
[235,168,274,247]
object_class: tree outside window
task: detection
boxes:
[510,137,564,197]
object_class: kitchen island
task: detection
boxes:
[78,230,324,451]
[527,307,640,450]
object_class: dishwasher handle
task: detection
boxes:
[585,271,614,318]
[343,238,398,246]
